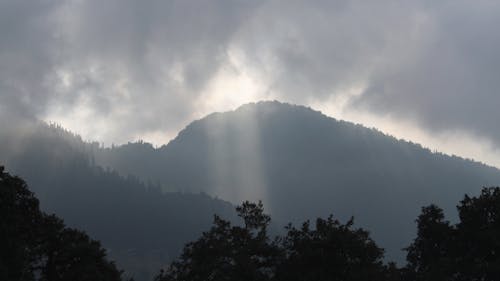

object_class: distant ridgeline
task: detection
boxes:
[0,120,236,281]
[1,101,500,279]
[0,166,124,281]
[90,101,500,262]
[4,165,500,281]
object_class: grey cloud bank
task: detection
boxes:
[1,0,499,163]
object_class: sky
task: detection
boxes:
[1,0,500,168]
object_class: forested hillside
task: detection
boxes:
[0,120,236,281]
[92,101,500,262]
[0,166,125,281]
[3,101,500,265]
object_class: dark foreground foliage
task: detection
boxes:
[4,161,500,281]
[157,187,500,281]
[0,166,126,281]
[404,187,500,281]
[155,201,394,281]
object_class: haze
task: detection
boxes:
[1,0,500,167]
[4,2,500,280]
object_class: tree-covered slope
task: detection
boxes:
[94,101,500,262]
[0,120,236,281]
[0,166,125,281]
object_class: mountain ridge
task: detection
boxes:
[3,100,500,266]
[94,100,500,263]
[0,120,237,281]
[122,100,495,171]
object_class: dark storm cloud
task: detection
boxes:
[0,0,62,117]
[0,0,499,148]
[232,0,500,146]
[0,0,264,141]
[50,0,265,140]
[352,1,500,145]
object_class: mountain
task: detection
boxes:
[93,101,500,262]
[3,101,500,266]
[0,120,236,281]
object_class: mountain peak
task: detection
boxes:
[47,100,499,264]
[147,101,500,262]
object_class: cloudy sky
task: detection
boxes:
[1,0,500,167]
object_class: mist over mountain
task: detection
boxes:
[2,101,500,270]
[93,101,500,262]
[0,120,236,281]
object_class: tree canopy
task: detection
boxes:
[155,201,280,281]
[405,187,500,281]
[4,157,500,281]
[155,201,392,281]
[157,187,500,281]
[0,166,125,281]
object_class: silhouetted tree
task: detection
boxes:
[384,262,404,281]
[38,215,124,281]
[404,205,454,281]
[156,201,395,281]
[0,166,43,281]
[1,121,237,280]
[276,216,388,281]
[5,102,500,276]
[156,201,280,281]
[405,187,500,281]
[0,166,124,281]
[454,187,500,280]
